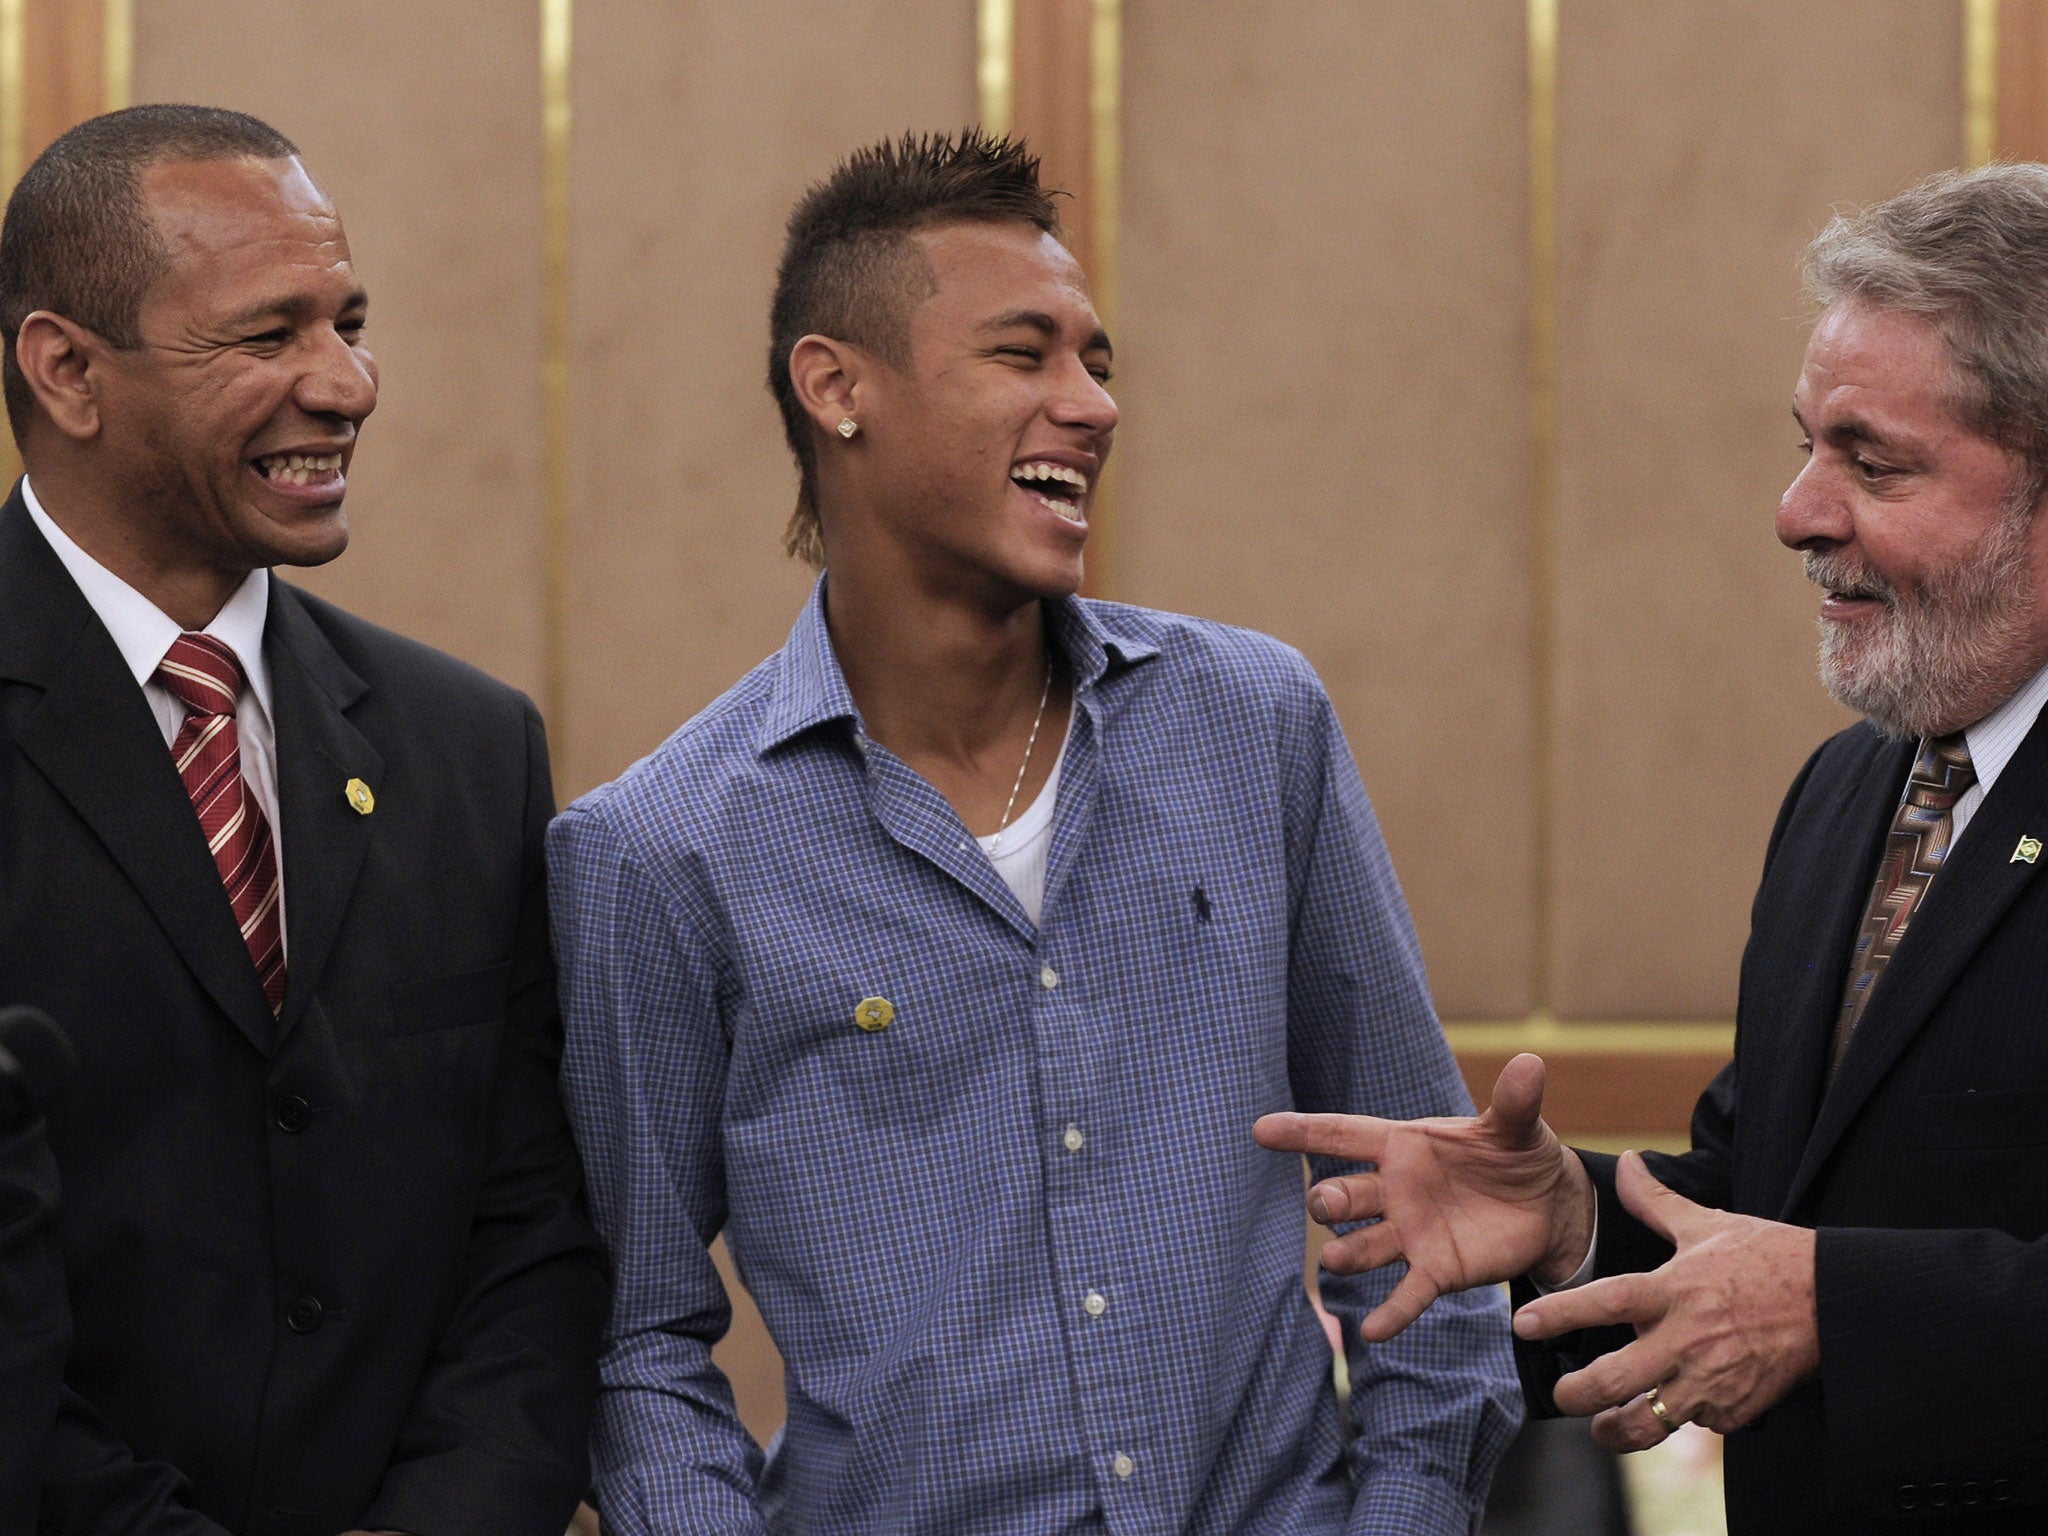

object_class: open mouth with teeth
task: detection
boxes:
[1010,460,1090,523]
[254,451,343,487]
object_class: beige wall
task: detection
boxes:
[1119,0,1539,1017]
[130,3,1972,1024]
[1548,0,1958,1016]
[135,0,551,703]
[560,0,975,796]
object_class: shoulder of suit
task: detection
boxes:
[272,579,534,721]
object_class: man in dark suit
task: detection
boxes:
[0,106,605,1535]
[1258,162,2048,1534]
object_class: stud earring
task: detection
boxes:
[837,417,859,439]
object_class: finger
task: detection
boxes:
[1315,1218,1406,1276]
[1253,1110,1389,1162]
[1479,1053,1549,1146]
[1549,1336,1676,1418]
[1514,1269,1667,1340]
[1590,1395,1676,1455]
[1359,1265,1442,1342]
[1613,1149,1709,1247]
[1306,1171,1382,1225]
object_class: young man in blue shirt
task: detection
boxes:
[550,130,1519,1535]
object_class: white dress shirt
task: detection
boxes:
[24,476,287,949]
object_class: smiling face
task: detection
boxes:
[92,154,376,589]
[834,218,1117,607]
[1778,300,2048,737]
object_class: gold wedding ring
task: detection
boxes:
[1645,1385,1675,1431]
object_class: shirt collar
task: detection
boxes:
[756,573,1162,757]
[1962,656,2048,798]
[23,475,274,718]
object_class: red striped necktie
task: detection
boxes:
[156,633,287,1014]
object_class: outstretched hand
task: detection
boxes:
[1253,1053,1594,1342]
[1513,1150,1818,1452]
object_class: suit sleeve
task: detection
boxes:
[548,798,768,1536]
[1278,678,1523,1536]
[0,1110,69,1536]
[359,702,609,1536]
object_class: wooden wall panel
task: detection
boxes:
[558,0,975,796]
[1548,0,1959,1016]
[132,1,549,700]
[1116,0,1537,1018]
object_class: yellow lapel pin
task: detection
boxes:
[853,996,894,1032]
[2013,835,2042,865]
[345,778,375,816]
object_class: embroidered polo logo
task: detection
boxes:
[853,996,895,1032]
[2013,835,2042,865]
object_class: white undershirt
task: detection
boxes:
[23,476,287,949]
[977,716,1071,926]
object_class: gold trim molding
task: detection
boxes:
[540,0,572,737]
[102,0,129,110]
[1966,0,1998,166]
[1444,1019,1735,1056]
[978,0,1014,136]
[1525,0,1559,1014]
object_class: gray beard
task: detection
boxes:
[1808,519,2039,740]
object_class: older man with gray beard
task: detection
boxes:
[1258,161,2048,1536]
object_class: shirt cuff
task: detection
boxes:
[1348,1471,1480,1536]
[1528,1201,1599,1294]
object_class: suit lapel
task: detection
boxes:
[1744,733,1912,1214]
[1785,710,2048,1213]
[264,581,381,1039]
[0,487,278,1053]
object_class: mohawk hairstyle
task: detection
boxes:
[767,128,1062,565]
[0,104,299,441]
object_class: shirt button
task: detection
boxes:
[1040,965,1059,989]
[1083,1289,1107,1317]
[1113,1452,1135,1479]
[1063,1124,1085,1153]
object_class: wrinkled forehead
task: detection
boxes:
[140,154,349,264]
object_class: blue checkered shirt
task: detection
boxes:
[550,582,1520,1536]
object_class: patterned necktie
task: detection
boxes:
[1831,732,1976,1069]
[156,634,287,1014]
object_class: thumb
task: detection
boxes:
[1614,1149,1699,1245]
[1480,1052,1548,1148]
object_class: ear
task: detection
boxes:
[14,311,108,442]
[788,334,867,439]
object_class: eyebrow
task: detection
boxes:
[980,307,1114,360]
[1792,403,1887,447]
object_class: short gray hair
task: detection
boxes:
[1804,162,2048,508]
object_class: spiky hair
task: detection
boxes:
[767,128,1062,564]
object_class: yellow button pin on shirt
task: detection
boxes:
[853,996,894,1032]
[346,777,375,816]
[2014,835,2042,865]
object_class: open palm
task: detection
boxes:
[1254,1053,1590,1341]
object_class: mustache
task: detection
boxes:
[1803,549,1898,607]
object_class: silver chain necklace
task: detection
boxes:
[985,655,1054,856]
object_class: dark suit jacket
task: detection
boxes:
[0,485,607,1536]
[1519,711,2048,1534]
[0,1085,65,1536]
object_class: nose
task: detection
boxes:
[1775,454,1849,552]
[1050,358,1118,438]
[295,326,378,425]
